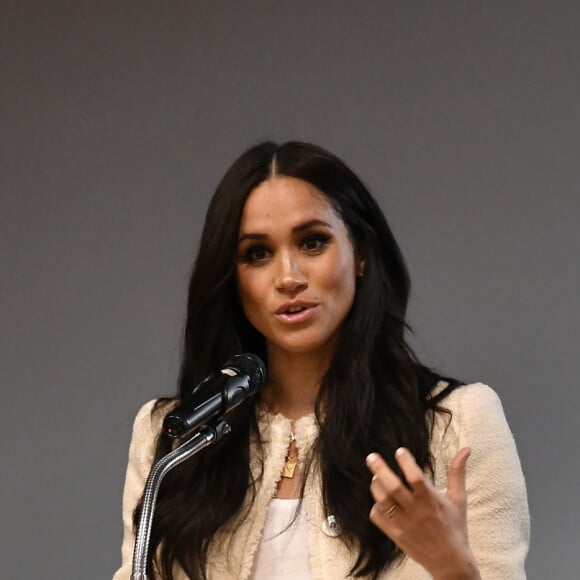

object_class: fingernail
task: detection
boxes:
[395,447,406,458]
[366,453,379,464]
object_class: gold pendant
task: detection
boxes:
[281,460,297,478]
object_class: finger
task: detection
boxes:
[446,447,471,508]
[370,475,405,520]
[370,500,403,527]
[366,452,413,508]
[393,447,433,496]
[370,475,390,504]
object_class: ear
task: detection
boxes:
[356,258,366,278]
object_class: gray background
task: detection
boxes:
[1,1,578,578]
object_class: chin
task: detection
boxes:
[269,331,338,357]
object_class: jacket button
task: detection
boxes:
[322,515,342,537]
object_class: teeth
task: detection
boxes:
[287,306,305,314]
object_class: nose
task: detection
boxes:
[275,251,307,295]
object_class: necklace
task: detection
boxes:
[281,431,298,478]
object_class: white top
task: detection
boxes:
[249,498,312,580]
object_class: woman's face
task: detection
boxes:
[236,176,361,359]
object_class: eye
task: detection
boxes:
[301,234,330,253]
[240,245,271,264]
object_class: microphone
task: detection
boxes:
[163,353,266,439]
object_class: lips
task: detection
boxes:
[274,302,319,325]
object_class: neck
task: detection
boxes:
[261,346,334,420]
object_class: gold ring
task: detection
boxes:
[382,503,400,518]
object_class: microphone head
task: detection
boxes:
[225,353,267,390]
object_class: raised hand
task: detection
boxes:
[366,447,481,580]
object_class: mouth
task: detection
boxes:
[274,303,319,325]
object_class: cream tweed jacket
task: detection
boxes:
[113,383,529,579]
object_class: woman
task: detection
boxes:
[114,141,529,579]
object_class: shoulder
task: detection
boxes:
[440,382,516,446]
[127,398,175,468]
[432,382,528,501]
[132,398,165,431]
[433,382,518,450]
[438,382,506,429]
[437,381,502,411]
[430,382,522,484]
[131,399,166,439]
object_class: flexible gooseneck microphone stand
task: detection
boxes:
[130,419,231,580]
[130,353,266,579]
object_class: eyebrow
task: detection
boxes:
[238,219,333,243]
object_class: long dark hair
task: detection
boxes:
[135,141,462,579]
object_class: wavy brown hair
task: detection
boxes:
[134,141,462,579]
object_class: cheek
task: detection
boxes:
[237,270,268,317]
[318,254,357,304]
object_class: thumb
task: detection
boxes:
[446,447,471,509]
